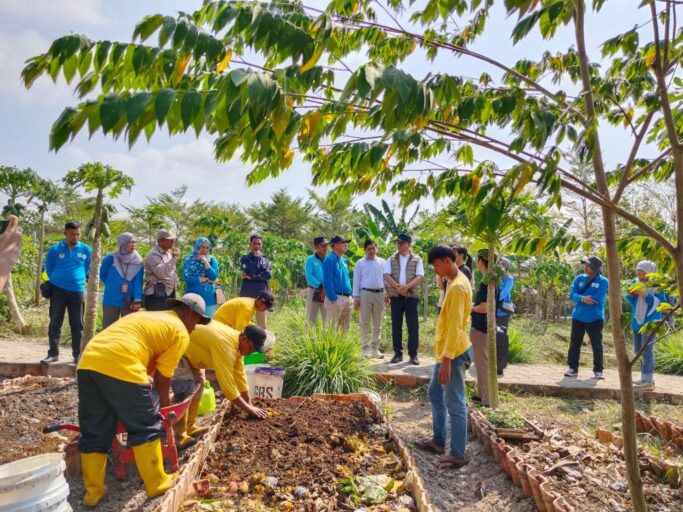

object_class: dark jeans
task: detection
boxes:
[143,289,175,311]
[390,296,419,358]
[77,370,163,453]
[48,285,84,358]
[567,318,604,372]
[496,315,510,372]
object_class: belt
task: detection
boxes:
[362,288,384,293]
[337,292,351,297]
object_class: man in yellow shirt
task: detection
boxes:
[172,323,268,447]
[76,293,210,506]
[415,246,473,469]
[213,290,274,330]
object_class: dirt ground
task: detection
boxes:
[385,398,535,512]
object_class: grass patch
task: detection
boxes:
[507,324,533,364]
[654,333,683,375]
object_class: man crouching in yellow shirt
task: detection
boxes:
[172,322,268,448]
[76,293,211,506]
[213,291,274,330]
[415,246,473,470]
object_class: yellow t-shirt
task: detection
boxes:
[213,297,256,331]
[78,310,190,384]
[434,272,472,363]
[184,321,248,401]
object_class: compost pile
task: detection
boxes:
[188,397,417,511]
[519,425,683,511]
[0,376,78,464]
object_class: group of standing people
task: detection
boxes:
[40,222,274,364]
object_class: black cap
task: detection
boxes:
[257,290,275,311]
[243,324,267,352]
[313,236,329,246]
[396,233,412,243]
[580,256,603,273]
[330,234,351,245]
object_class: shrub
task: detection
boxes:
[507,325,533,364]
[654,333,683,375]
[270,315,374,397]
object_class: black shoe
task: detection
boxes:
[390,354,403,364]
[409,356,420,365]
[41,355,58,364]
[73,355,80,364]
[470,395,482,403]
[497,370,504,376]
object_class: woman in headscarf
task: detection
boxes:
[183,237,220,317]
[100,232,144,329]
[626,260,666,391]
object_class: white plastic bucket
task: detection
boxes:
[253,367,285,399]
[0,453,71,512]
[245,364,270,395]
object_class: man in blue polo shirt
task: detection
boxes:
[304,236,328,325]
[565,256,609,379]
[41,221,92,364]
[323,235,353,332]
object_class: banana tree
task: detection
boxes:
[32,179,59,305]
[64,163,134,344]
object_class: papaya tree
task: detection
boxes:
[32,178,60,305]
[21,1,683,508]
[64,163,134,344]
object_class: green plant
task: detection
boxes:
[654,334,683,375]
[480,406,526,430]
[507,325,533,364]
[270,316,373,397]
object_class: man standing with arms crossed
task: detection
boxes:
[384,233,424,365]
[323,235,353,332]
[353,239,386,358]
[304,236,328,325]
[143,229,179,311]
[240,234,272,327]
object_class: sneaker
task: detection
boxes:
[593,371,605,380]
[373,350,384,359]
[409,356,420,366]
[634,380,655,391]
[390,354,403,364]
[564,368,578,377]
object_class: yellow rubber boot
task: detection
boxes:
[186,399,210,438]
[81,452,107,506]
[172,412,196,450]
[132,439,177,498]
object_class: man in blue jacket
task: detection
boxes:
[565,256,609,379]
[42,221,92,364]
[304,236,328,325]
[495,257,515,376]
[323,235,353,332]
[240,234,272,328]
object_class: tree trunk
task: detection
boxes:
[82,189,104,345]
[574,3,646,509]
[535,283,543,321]
[4,274,26,328]
[487,241,499,408]
[33,208,46,305]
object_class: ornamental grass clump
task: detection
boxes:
[270,316,373,397]
[506,325,533,364]
[654,333,683,375]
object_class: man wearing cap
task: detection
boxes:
[172,323,268,448]
[304,236,328,324]
[240,234,272,327]
[76,293,211,506]
[143,229,180,311]
[323,235,353,332]
[213,290,275,330]
[353,239,387,357]
[565,256,609,379]
[384,233,425,365]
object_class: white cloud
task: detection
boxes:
[0,0,105,26]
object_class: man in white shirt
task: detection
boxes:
[384,234,425,365]
[353,239,387,358]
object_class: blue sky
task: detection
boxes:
[0,0,648,211]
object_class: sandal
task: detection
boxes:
[413,438,445,455]
[434,455,468,469]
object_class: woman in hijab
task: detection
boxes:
[100,232,144,329]
[183,237,220,317]
[626,260,666,391]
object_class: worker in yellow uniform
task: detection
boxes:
[172,322,268,448]
[76,294,211,506]
[213,290,274,330]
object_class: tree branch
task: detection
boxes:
[613,111,655,203]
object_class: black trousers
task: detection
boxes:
[390,296,419,358]
[77,370,163,453]
[48,285,84,358]
[496,315,510,372]
[143,289,175,311]
[567,318,604,372]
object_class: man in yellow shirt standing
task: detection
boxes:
[172,323,268,448]
[76,293,211,506]
[213,290,274,330]
[415,246,473,469]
